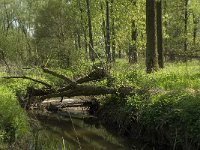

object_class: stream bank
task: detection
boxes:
[97,93,200,150]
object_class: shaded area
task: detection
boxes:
[30,112,144,150]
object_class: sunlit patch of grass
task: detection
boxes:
[109,60,200,91]
[147,61,200,90]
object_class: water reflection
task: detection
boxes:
[30,113,135,150]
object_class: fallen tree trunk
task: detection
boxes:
[42,85,117,99]
[2,67,139,107]
[26,84,134,101]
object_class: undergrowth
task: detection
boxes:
[99,60,200,149]
[0,86,29,149]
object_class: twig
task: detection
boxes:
[66,110,82,150]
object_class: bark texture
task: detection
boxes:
[146,0,158,73]
[156,0,164,68]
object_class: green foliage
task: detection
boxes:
[141,90,200,143]
[0,86,29,145]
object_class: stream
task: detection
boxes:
[29,110,148,150]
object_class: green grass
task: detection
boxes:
[109,60,200,90]
[146,61,200,90]
[0,86,29,147]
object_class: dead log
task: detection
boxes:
[42,85,117,99]
[28,85,135,102]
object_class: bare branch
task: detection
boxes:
[42,67,76,85]
[2,76,52,88]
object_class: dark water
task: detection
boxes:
[31,112,146,150]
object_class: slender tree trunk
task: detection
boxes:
[84,30,88,59]
[128,1,137,64]
[111,0,115,62]
[105,0,111,63]
[3,2,11,37]
[146,0,158,73]
[192,12,197,46]
[100,0,107,56]
[78,0,88,58]
[111,20,116,62]
[129,20,137,64]
[156,0,164,68]
[86,0,95,61]
[184,0,188,52]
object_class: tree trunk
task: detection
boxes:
[192,12,197,46]
[111,0,115,63]
[156,0,164,68]
[78,0,88,58]
[146,0,158,73]
[100,0,107,58]
[105,0,111,63]
[184,0,188,52]
[128,0,137,64]
[129,20,137,64]
[86,0,95,61]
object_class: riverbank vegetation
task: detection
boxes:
[99,60,200,149]
[0,86,29,149]
[1,0,200,149]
